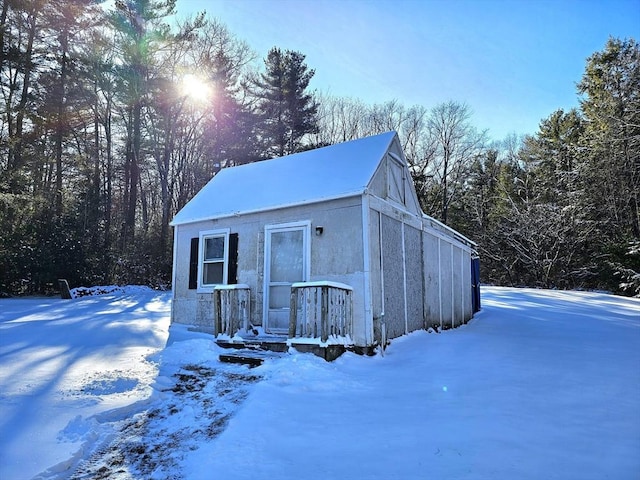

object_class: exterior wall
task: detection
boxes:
[452,244,463,327]
[439,242,454,328]
[367,200,425,343]
[423,232,441,330]
[172,196,370,345]
[381,214,405,339]
[368,209,384,343]
[404,224,424,332]
[421,227,475,330]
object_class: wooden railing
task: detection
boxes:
[213,284,250,337]
[289,281,353,342]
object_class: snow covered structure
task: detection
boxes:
[170,131,479,355]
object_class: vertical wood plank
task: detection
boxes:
[289,286,298,338]
[321,286,328,342]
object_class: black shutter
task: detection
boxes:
[188,237,199,289]
[228,233,239,284]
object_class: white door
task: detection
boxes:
[264,223,310,334]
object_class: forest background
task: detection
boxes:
[0,0,638,297]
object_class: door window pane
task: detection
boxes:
[269,285,291,309]
[270,230,303,282]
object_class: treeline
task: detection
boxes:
[457,38,639,295]
[0,0,637,296]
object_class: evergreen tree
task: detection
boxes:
[110,0,177,244]
[199,24,260,168]
[577,37,639,239]
[253,47,318,157]
[577,37,640,294]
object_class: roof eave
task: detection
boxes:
[170,190,365,227]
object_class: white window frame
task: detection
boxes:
[197,228,230,292]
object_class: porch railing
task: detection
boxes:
[289,281,353,342]
[213,284,250,337]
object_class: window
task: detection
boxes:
[188,231,238,291]
[203,235,225,284]
[197,229,230,290]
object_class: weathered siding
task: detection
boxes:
[368,161,387,199]
[452,245,463,327]
[423,231,441,330]
[439,241,454,329]
[381,214,405,339]
[368,209,384,344]
[368,150,421,216]
[405,224,424,332]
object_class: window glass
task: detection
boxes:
[204,237,225,261]
[203,262,224,285]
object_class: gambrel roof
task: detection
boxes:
[171,131,415,226]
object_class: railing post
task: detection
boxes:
[321,286,329,342]
[213,289,222,335]
[289,285,298,338]
[239,289,249,333]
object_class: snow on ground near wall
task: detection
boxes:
[0,287,171,480]
[0,286,639,480]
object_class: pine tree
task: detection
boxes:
[204,42,260,167]
[577,37,640,294]
[253,47,318,157]
[110,0,177,244]
[577,37,640,240]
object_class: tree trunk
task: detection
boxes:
[7,4,39,191]
[54,30,69,218]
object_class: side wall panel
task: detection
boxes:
[423,232,441,329]
[368,210,384,344]
[439,241,453,329]
[381,214,405,338]
[452,245,463,327]
[405,225,424,332]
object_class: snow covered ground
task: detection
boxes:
[1,286,638,480]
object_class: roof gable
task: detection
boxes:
[171,131,397,226]
[367,135,423,215]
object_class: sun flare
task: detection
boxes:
[180,73,213,104]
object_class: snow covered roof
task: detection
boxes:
[171,131,397,226]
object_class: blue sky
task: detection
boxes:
[175,0,640,140]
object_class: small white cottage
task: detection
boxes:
[170,131,479,358]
